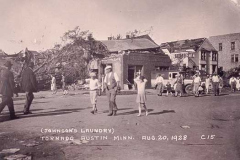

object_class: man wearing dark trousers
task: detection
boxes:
[104,66,120,116]
[212,73,220,96]
[21,62,38,114]
[0,61,19,120]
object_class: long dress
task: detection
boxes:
[175,77,183,93]
[51,77,56,91]
[134,78,147,103]
[205,78,210,92]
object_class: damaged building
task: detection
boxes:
[89,35,171,89]
[161,38,218,74]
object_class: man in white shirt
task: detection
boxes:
[104,66,120,116]
[193,73,201,96]
[155,74,164,96]
[212,73,220,96]
[229,76,237,92]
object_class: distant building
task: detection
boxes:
[209,33,240,71]
[161,38,218,74]
[90,35,171,89]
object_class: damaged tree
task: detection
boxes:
[15,26,109,90]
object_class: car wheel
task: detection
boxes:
[185,85,193,95]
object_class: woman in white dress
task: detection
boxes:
[134,75,148,116]
[51,74,57,94]
[205,75,210,94]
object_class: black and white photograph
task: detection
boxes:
[1,0,240,159]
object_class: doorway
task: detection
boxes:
[128,65,143,89]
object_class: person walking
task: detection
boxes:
[61,74,68,95]
[229,76,237,92]
[134,75,148,116]
[21,62,38,114]
[104,66,120,116]
[155,74,164,96]
[86,72,101,114]
[174,74,183,97]
[0,61,19,120]
[193,73,201,97]
[205,75,211,94]
[212,73,220,96]
[218,75,223,93]
[51,74,57,94]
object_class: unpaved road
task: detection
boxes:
[0,90,240,160]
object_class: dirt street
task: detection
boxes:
[1,90,240,160]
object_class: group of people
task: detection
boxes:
[204,74,223,96]
[50,74,68,95]
[229,76,240,92]
[0,61,38,120]
[155,72,225,97]
[155,73,185,97]
[86,65,148,117]
[3,60,239,120]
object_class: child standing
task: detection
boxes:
[86,72,101,114]
[134,76,148,116]
[166,82,172,96]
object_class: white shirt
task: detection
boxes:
[212,76,219,82]
[193,76,201,83]
[86,79,101,90]
[104,72,120,85]
[229,77,236,84]
[156,76,164,83]
[134,77,148,94]
[205,78,210,85]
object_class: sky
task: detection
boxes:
[1,0,240,54]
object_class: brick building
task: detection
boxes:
[90,35,171,89]
[209,33,240,71]
[161,38,218,74]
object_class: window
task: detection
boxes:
[231,54,239,63]
[212,52,217,61]
[188,53,195,58]
[219,43,222,51]
[231,42,235,50]
[201,64,206,71]
[231,54,234,62]
[236,54,239,62]
[201,51,207,60]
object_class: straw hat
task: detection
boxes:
[105,66,112,70]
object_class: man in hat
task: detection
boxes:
[21,62,38,114]
[104,66,120,116]
[0,61,19,119]
[212,72,220,96]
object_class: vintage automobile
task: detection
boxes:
[151,69,207,94]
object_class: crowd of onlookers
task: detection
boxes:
[154,72,240,97]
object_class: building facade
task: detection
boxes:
[209,33,240,71]
[90,35,171,89]
[161,38,218,74]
